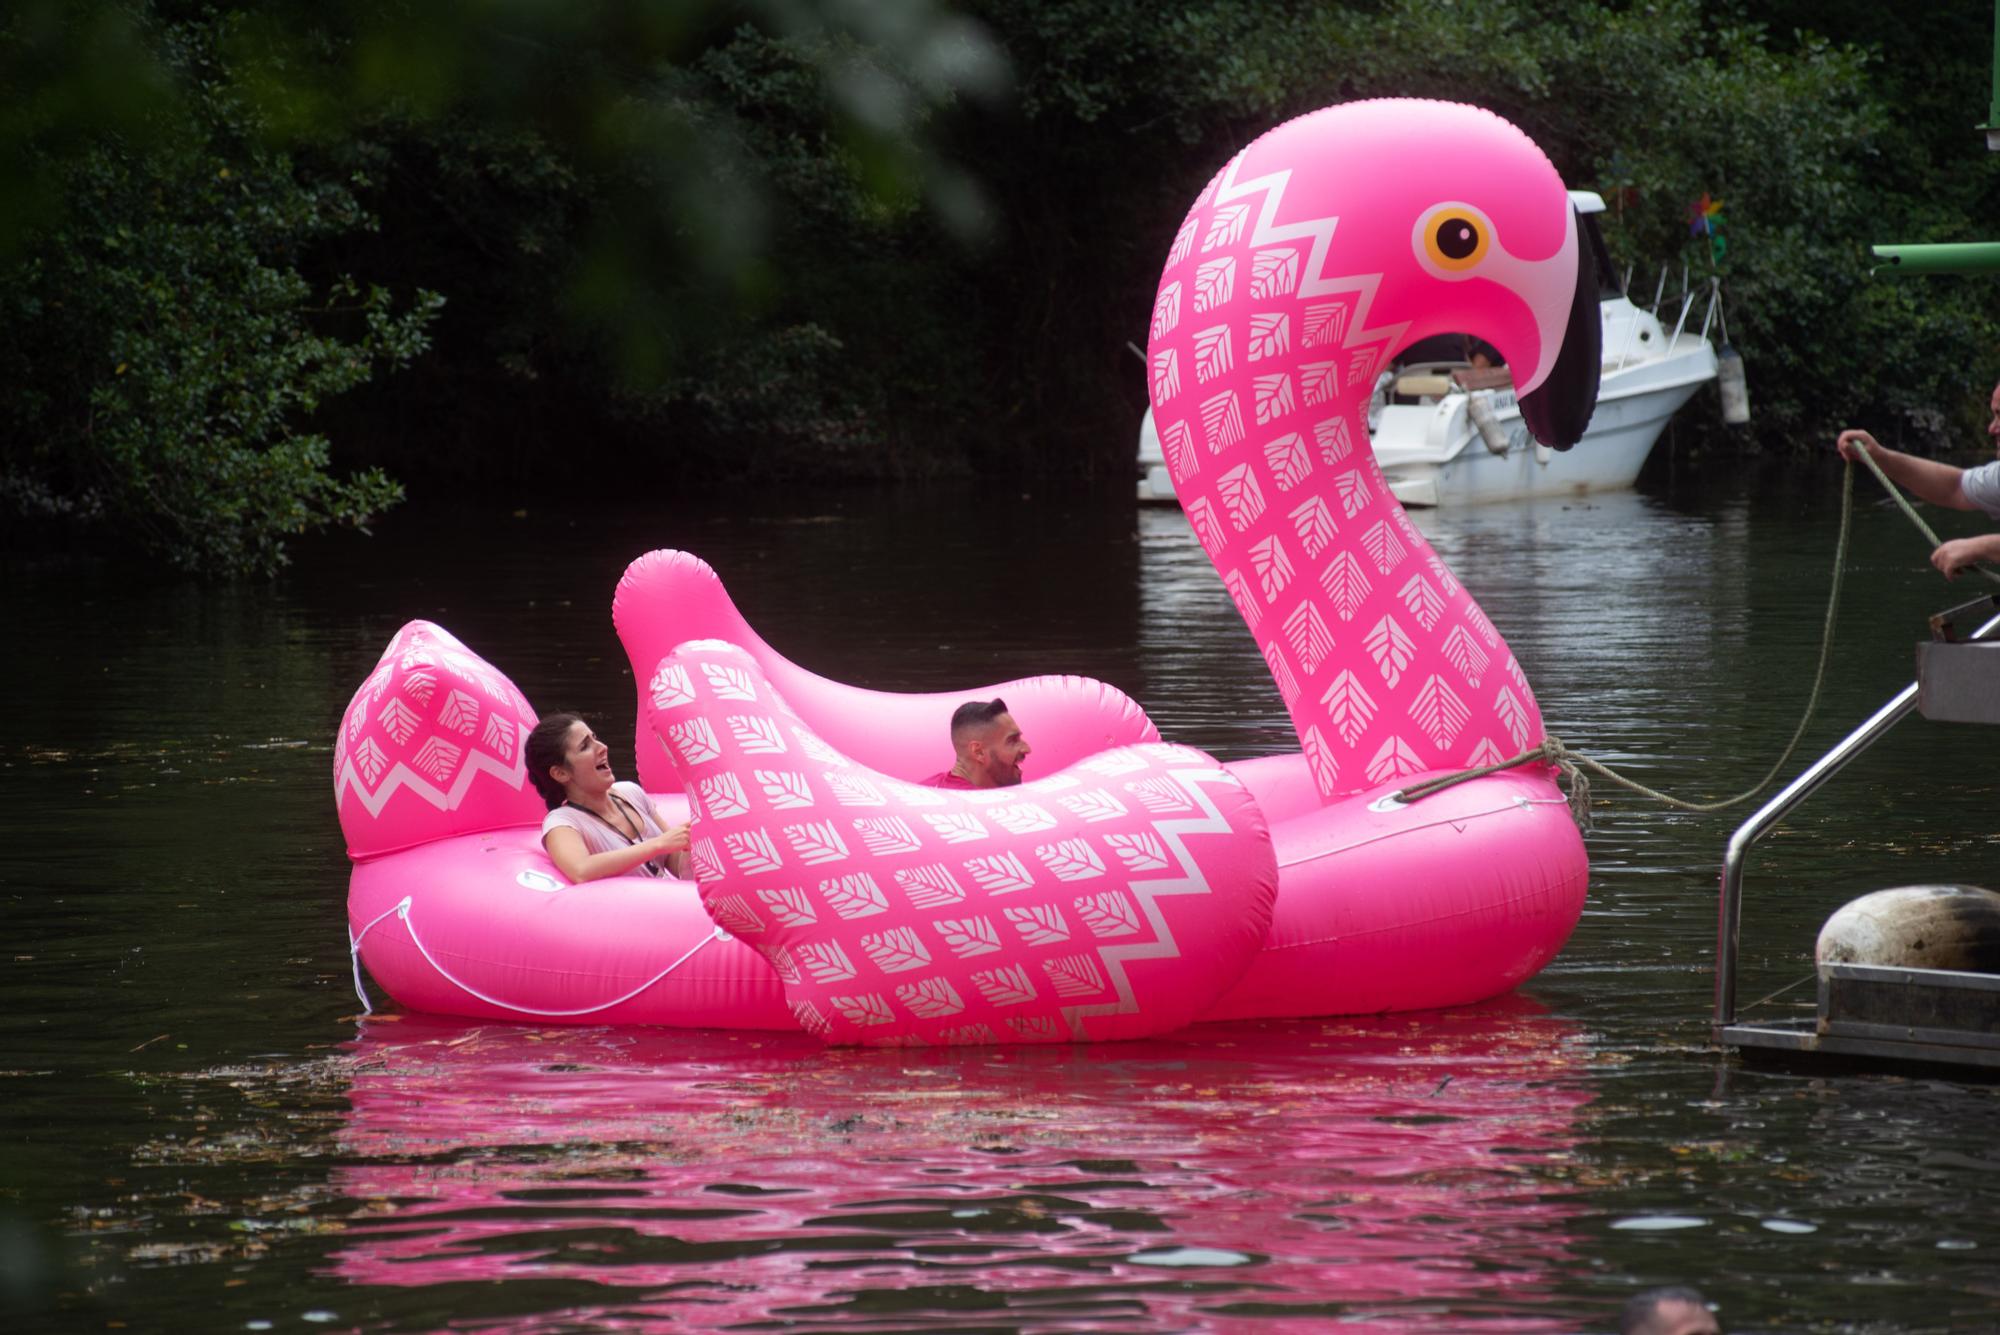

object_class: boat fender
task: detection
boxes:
[1717,343,1750,424]
[1815,884,2000,974]
[1467,390,1510,456]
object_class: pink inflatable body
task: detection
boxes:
[340,618,1168,1032]
[645,640,1276,1043]
[341,99,1593,1038]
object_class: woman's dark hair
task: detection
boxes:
[525,712,586,810]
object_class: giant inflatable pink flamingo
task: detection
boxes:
[340,99,1596,1036]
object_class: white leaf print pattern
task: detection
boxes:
[1364,614,1414,689]
[1302,725,1339,795]
[1005,904,1070,946]
[1466,736,1507,767]
[480,712,516,761]
[1320,549,1373,622]
[697,773,750,819]
[1075,891,1142,937]
[988,803,1059,835]
[963,851,1036,894]
[1302,300,1348,347]
[410,737,461,784]
[790,727,845,766]
[667,718,721,767]
[1284,600,1334,676]
[860,925,931,974]
[1495,686,1533,749]
[1250,246,1299,298]
[1150,281,1182,340]
[437,689,479,736]
[790,997,828,1035]
[971,964,1038,1006]
[1253,372,1295,424]
[1313,415,1352,464]
[726,829,782,874]
[1320,670,1378,747]
[1045,954,1106,999]
[1410,675,1471,750]
[1194,256,1235,311]
[1365,736,1424,784]
[1361,519,1406,576]
[936,916,1002,958]
[1441,624,1490,687]
[825,772,886,806]
[756,770,814,810]
[829,993,892,1025]
[895,863,964,908]
[1193,325,1233,383]
[707,894,763,936]
[700,661,759,701]
[1222,568,1263,632]
[1333,467,1373,519]
[1200,389,1245,452]
[1398,574,1445,631]
[1167,212,1199,268]
[922,812,988,845]
[1105,831,1169,872]
[783,820,849,865]
[353,738,387,786]
[1248,311,1289,361]
[1056,789,1128,823]
[377,698,419,746]
[1187,497,1227,555]
[727,714,786,755]
[1009,1015,1062,1040]
[1125,777,1193,815]
[1249,534,1293,601]
[1217,463,1267,531]
[758,886,816,927]
[1262,640,1301,705]
[895,976,964,1019]
[1162,418,1198,481]
[1263,432,1311,491]
[821,871,889,920]
[1202,202,1249,251]
[1037,838,1107,882]
[1299,360,1340,407]
[1290,494,1337,558]
[1151,347,1180,402]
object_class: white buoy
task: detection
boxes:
[1816,884,2000,973]
[1467,390,1510,455]
[1717,344,1750,424]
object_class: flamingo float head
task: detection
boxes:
[1146,100,1600,800]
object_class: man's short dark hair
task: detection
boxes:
[949,698,1010,743]
[1620,1287,1709,1335]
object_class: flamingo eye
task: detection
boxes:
[1418,206,1491,272]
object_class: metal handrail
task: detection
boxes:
[1715,606,2000,1028]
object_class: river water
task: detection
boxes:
[5,457,1999,1332]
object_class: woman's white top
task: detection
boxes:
[541,782,674,877]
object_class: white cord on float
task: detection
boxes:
[348,894,729,1019]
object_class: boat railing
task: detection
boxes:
[1716,599,2000,1030]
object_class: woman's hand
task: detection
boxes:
[650,823,691,858]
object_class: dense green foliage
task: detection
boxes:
[5,1,1999,575]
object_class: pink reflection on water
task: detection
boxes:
[329,999,1591,1330]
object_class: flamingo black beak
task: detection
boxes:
[1518,206,1601,450]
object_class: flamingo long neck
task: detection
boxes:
[1148,169,1544,801]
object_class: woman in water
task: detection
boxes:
[526,713,691,882]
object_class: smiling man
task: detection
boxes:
[923,698,1032,790]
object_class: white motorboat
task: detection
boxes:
[1136,191,1725,507]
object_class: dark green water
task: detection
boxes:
[5,458,1999,1332]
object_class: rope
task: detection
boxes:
[1394,444,1984,819]
[347,894,729,1019]
[1846,440,2000,586]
